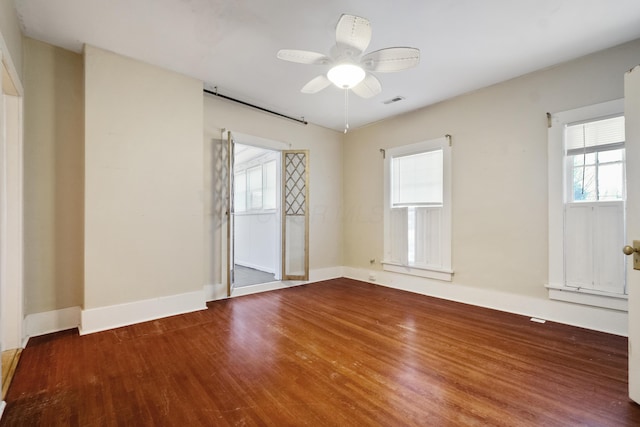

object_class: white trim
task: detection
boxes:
[231,130,291,151]
[545,284,627,311]
[308,266,344,282]
[0,400,5,420]
[382,262,453,281]
[231,279,307,297]
[1,94,24,350]
[344,267,628,336]
[24,306,81,341]
[0,34,25,96]
[80,290,207,335]
[203,283,224,302]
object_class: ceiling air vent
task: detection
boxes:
[383,96,405,105]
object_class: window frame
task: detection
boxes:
[382,136,453,281]
[565,115,626,203]
[234,155,279,215]
[547,99,628,311]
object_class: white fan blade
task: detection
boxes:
[361,47,420,72]
[277,49,331,65]
[351,74,382,98]
[335,14,372,56]
[301,75,331,94]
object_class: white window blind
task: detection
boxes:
[565,115,625,154]
[392,150,443,206]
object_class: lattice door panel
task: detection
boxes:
[282,150,309,280]
[285,152,307,216]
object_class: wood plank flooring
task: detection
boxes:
[1,349,21,400]
[2,278,640,426]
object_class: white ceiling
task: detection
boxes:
[14,0,640,131]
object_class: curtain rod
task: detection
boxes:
[203,88,308,125]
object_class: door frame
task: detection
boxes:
[0,55,25,352]
[224,132,299,294]
[625,64,640,404]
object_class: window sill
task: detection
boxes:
[545,284,628,312]
[382,262,453,282]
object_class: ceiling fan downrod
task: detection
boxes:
[344,88,349,134]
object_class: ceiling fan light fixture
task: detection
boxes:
[327,63,365,88]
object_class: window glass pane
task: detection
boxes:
[392,149,443,206]
[569,146,625,202]
[572,153,596,167]
[598,149,623,163]
[247,166,262,210]
[263,160,277,210]
[572,165,596,201]
[598,163,624,201]
[234,171,246,212]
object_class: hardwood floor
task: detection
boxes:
[1,349,21,400]
[2,278,639,426]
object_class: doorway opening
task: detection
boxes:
[233,143,281,287]
[222,130,309,296]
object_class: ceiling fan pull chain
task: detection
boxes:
[344,88,349,134]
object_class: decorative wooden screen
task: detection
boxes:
[282,150,309,280]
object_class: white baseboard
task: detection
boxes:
[203,283,226,302]
[309,266,345,282]
[207,266,345,300]
[344,267,628,337]
[24,306,81,342]
[80,290,207,335]
[18,266,345,339]
[23,268,344,339]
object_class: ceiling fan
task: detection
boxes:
[277,14,420,99]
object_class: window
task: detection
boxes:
[247,166,263,210]
[234,171,247,213]
[263,160,277,210]
[547,100,627,311]
[566,116,625,202]
[234,160,278,213]
[383,136,452,281]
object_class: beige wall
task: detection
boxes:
[84,45,204,308]
[343,38,640,300]
[23,38,84,315]
[203,96,344,295]
[22,40,344,316]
